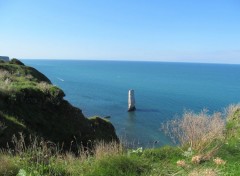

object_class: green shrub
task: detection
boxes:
[9,58,25,66]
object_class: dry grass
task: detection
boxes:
[224,104,240,140]
[191,155,202,164]
[188,168,219,176]
[10,133,59,165]
[213,157,226,165]
[37,81,52,93]
[93,140,123,160]
[9,134,123,160]
[0,70,12,90]
[176,160,188,168]
[162,110,225,153]
[225,104,240,119]
[4,136,125,175]
[0,69,11,80]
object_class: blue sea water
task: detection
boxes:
[23,60,240,147]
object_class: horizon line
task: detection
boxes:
[20,58,240,66]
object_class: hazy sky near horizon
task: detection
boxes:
[0,0,240,64]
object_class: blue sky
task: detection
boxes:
[0,0,240,63]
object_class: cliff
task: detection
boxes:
[0,59,118,151]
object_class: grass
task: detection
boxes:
[0,104,239,176]
[0,154,20,176]
[2,113,26,128]
[0,64,60,97]
[0,138,238,176]
[0,137,150,176]
[1,104,240,175]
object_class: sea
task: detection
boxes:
[22,60,240,148]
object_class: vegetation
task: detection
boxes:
[0,59,118,152]
[0,104,239,175]
[1,59,240,175]
[162,110,225,154]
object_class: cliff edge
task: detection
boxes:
[0,59,118,151]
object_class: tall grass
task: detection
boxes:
[225,104,240,139]
[1,105,240,175]
[93,140,123,159]
[0,69,11,80]
[0,134,128,175]
[0,70,12,90]
[225,104,240,119]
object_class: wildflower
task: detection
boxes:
[213,157,226,165]
[177,160,187,167]
[191,155,202,164]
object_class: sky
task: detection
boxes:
[0,0,240,64]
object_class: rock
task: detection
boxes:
[0,56,9,62]
[128,89,136,111]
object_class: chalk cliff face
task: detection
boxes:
[0,59,118,151]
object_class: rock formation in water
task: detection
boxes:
[128,89,136,111]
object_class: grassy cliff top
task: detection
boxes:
[0,59,118,151]
[0,59,64,98]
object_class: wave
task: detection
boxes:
[57,77,64,82]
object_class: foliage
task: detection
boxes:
[162,109,225,154]
[9,58,25,66]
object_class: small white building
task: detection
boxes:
[0,56,9,62]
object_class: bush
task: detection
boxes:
[9,58,25,66]
[162,110,225,153]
